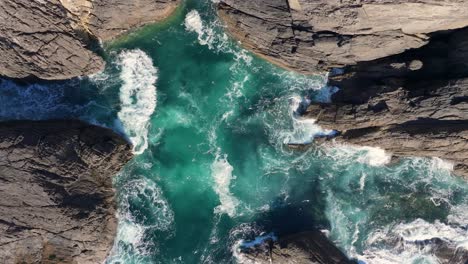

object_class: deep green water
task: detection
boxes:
[1,1,467,263]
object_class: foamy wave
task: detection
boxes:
[282,95,337,144]
[430,157,454,172]
[358,218,468,264]
[211,152,239,217]
[109,178,174,261]
[229,223,264,264]
[327,144,392,167]
[117,49,158,155]
[185,10,215,48]
[184,9,252,66]
[119,178,174,231]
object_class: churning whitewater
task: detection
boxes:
[117,49,158,154]
[1,1,466,264]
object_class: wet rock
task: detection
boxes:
[0,0,180,80]
[0,120,133,264]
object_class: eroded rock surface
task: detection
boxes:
[238,231,353,264]
[218,0,468,74]
[0,0,180,80]
[0,120,133,264]
[307,28,468,177]
[218,1,468,177]
[0,0,104,80]
[61,0,180,41]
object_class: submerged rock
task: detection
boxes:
[217,0,468,74]
[237,230,353,264]
[0,0,180,80]
[0,120,133,263]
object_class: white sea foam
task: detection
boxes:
[185,10,215,48]
[109,178,174,261]
[117,49,158,155]
[119,178,174,231]
[357,218,468,264]
[283,95,337,144]
[211,153,239,217]
[327,144,392,167]
[229,223,264,264]
[184,9,252,66]
[430,157,454,172]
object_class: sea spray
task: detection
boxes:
[117,49,158,155]
[326,144,392,167]
[211,152,239,217]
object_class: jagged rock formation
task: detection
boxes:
[0,120,133,264]
[217,0,468,74]
[238,231,353,264]
[0,0,180,80]
[307,27,468,178]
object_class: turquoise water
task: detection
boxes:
[1,1,467,263]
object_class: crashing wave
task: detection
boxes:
[358,218,468,264]
[184,9,252,66]
[326,144,392,167]
[283,95,338,144]
[117,49,158,155]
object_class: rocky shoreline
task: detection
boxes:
[0,1,178,263]
[217,0,468,178]
[0,0,467,263]
[0,0,180,80]
[0,120,133,263]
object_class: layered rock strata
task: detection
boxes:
[0,120,133,264]
[217,0,468,74]
[0,0,180,80]
[307,27,468,177]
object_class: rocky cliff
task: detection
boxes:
[218,0,468,74]
[308,27,468,178]
[0,120,133,264]
[218,0,468,178]
[0,0,180,80]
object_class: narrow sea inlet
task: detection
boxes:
[1,1,467,263]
